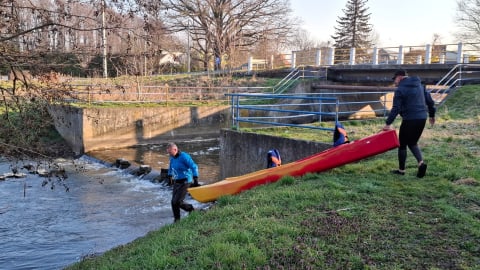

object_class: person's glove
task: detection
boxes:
[168,175,173,185]
[192,176,200,187]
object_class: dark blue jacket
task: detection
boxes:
[386,76,436,125]
[168,151,199,183]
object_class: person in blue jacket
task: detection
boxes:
[266,149,281,168]
[166,142,199,222]
[383,69,436,178]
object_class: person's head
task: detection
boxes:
[392,69,408,86]
[167,142,178,157]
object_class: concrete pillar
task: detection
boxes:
[327,47,335,65]
[457,42,463,63]
[397,45,404,64]
[417,55,422,64]
[372,47,378,65]
[315,49,322,66]
[291,51,296,69]
[349,48,356,65]
[247,56,253,72]
[425,44,432,64]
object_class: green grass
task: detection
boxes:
[66,85,480,270]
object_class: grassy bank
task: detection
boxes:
[66,86,479,269]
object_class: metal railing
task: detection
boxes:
[226,93,340,131]
[272,67,327,94]
[429,63,480,105]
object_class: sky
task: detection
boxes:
[290,0,459,47]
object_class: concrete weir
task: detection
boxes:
[48,105,230,155]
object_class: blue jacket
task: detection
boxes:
[386,76,436,125]
[168,151,199,183]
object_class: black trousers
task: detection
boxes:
[398,119,426,170]
[171,180,193,220]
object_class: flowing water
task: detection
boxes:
[0,139,219,270]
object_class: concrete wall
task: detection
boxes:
[49,105,230,155]
[219,129,331,178]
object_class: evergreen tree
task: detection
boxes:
[332,0,372,50]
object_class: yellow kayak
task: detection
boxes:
[188,130,399,203]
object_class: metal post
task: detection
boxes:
[318,98,322,123]
[335,99,339,124]
[235,96,241,130]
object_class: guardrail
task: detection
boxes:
[429,63,480,105]
[226,93,340,131]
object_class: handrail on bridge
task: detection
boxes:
[272,68,301,94]
[429,63,480,106]
[225,93,339,132]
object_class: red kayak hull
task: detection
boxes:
[188,130,399,203]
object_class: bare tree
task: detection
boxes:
[290,29,320,51]
[144,0,297,70]
[455,0,480,44]
[0,0,174,162]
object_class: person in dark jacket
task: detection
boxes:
[383,70,436,178]
[167,142,199,222]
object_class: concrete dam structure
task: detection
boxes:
[49,105,230,155]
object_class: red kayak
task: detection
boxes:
[188,130,399,203]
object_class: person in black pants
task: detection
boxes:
[167,142,199,222]
[383,69,436,178]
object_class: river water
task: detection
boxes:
[0,139,219,270]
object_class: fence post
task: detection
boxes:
[327,47,335,65]
[372,47,378,65]
[248,56,253,73]
[318,97,322,123]
[349,48,356,65]
[425,44,432,64]
[457,42,464,63]
[315,49,322,66]
[335,99,339,124]
[397,45,404,64]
